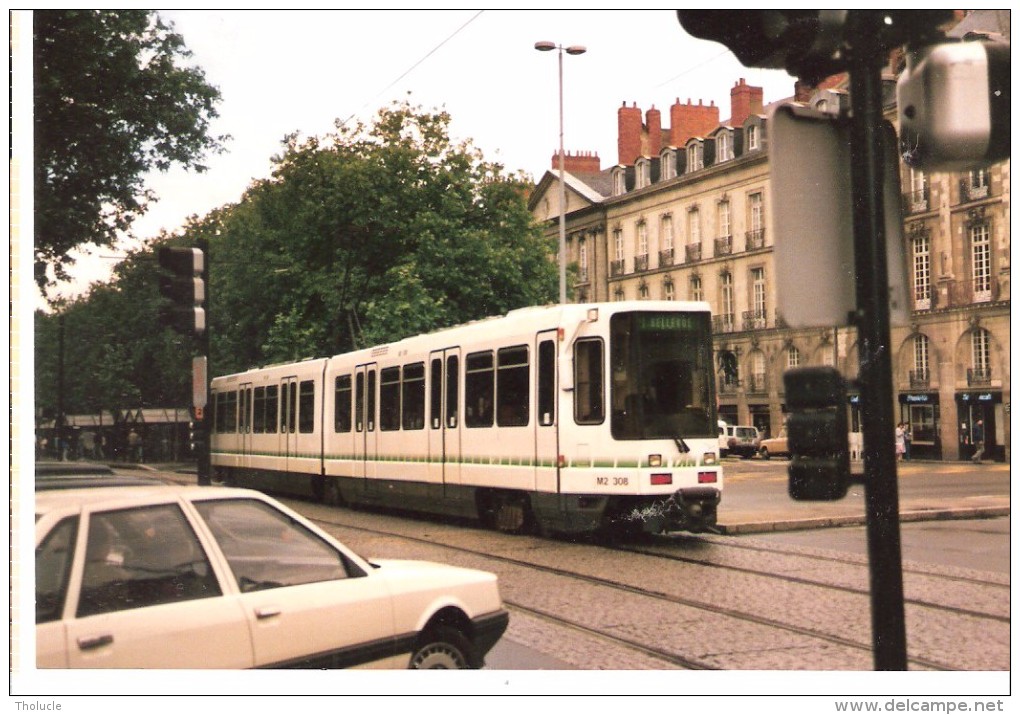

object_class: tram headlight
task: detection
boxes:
[648,454,663,467]
[702,452,717,465]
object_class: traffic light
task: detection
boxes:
[158,246,206,335]
[784,366,850,501]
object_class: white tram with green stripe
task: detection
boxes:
[210,302,723,535]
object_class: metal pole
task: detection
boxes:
[557,46,567,305]
[197,237,211,486]
[846,11,908,670]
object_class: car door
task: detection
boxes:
[192,497,398,669]
[58,502,251,668]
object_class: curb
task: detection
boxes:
[718,506,1010,535]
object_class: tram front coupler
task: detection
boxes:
[670,486,721,533]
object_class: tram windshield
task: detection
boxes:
[610,311,716,440]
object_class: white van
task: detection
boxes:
[718,422,761,458]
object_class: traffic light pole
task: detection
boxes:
[846,12,908,670]
[196,237,211,486]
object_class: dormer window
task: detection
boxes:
[611,166,626,196]
[635,157,651,189]
[686,140,704,172]
[660,148,676,180]
[716,130,733,162]
[746,124,760,151]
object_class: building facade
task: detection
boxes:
[529,28,1009,461]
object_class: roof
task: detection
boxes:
[34,483,251,515]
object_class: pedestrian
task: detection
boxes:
[972,419,985,464]
[894,423,906,460]
[128,428,143,463]
[903,423,912,461]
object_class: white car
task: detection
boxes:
[35,484,508,669]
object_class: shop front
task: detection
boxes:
[898,392,941,460]
[955,391,1005,462]
[749,404,772,438]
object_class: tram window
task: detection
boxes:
[574,339,605,425]
[497,346,529,427]
[284,381,297,434]
[380,367,401,431]
[465,351,494,428]
[355,373,365,432]
[430,358,443,429]
[265,385,278,434]
[223,390,238,433]
[334,375,352,433]
[367,370,376,432]
[212,392,221,433]
[446,355,459,428]
[538,340,556,426]
[240,388,251,433]
[299,380,315,433]
[253,387,266,433]
[402,362,426,430]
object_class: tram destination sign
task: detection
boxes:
[636,313,701,332]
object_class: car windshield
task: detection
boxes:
[736,428,757,438]
[610,311,715,440]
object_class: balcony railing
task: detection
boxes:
[913,285,932,311]
[746,374,768,394]
[658,248,675,268]
[903,186,930,214]
[718,378,741,395]
[714,236,732,257]
[610,259,625,277]
[924,278,1001,309]
[909,369,930,389]
[712,314,736,334]
[634,253,649,272]
[967,367,992,386]
[745,228,766,251]
[742,309,768,331]
[959,179,990,203]
[685,243,702,263]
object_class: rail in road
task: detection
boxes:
[292,499,1008,671]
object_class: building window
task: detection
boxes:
[687,141,703,172]
[690,275,703,302]
[750,267,766,328]
[913,231,931,309]
[749,192,764,236]
[614,228,625,262]
[663,278,675,301]
[661,149,676,180]
[750,350,766,393]
[659,214,674,267]
[715,200,732,256]
[909,168,929,212]
[612,167,626,196]
[635,222,649,271]
[912,334,930,387]
[688,207,701,244]
[578,238,588,283]
[638,282,650,299]
[969,328,991,385]
[970,223,991,302]
[720,271,734,331]
[966,168,990,200]
[636,158,651,189]
[787,345,801,369]
[746,124,759,151]
[716,130,733,162]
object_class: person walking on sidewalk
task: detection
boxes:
[903,423,912,461]
[894,423,906,461]
[972,420,985,464]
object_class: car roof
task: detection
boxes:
[34,484,258,517]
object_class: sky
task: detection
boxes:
[29,8,799,300]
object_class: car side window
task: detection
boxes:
[194,499,365,593]
[77,504,221,618]
[36,516,79,623]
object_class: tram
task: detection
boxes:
[210,302,723,535]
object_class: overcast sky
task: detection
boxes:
[31,9,799,298]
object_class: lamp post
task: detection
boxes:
[535,40,586,305]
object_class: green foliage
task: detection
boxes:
[33,10,225,291]
[34,100,557,418]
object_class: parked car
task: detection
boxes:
[35,484,509,669]
[758,428,790,460]
[719,425,761,459]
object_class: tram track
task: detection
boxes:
[302,508,1002,670]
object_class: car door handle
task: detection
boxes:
[254,606,281,620]
[77,634,114,651]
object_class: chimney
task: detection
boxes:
[669,98,720,146]
[730,78,764,127]
[618,101,643,166]
[646,106,662,156]
[552,150,601,174]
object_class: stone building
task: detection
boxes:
[529,16,1008,461]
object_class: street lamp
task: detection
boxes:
[535,40,587,305]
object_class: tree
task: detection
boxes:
[33,10,225,291]
[209,102,557,369]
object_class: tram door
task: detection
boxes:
[279,376,298,471]
[428,349,462,494]
[238,382,253,468]
[535,331,559,492]
[353,364,378,489]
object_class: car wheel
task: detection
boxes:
[760,447,770,460]
[409,627,474,669]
